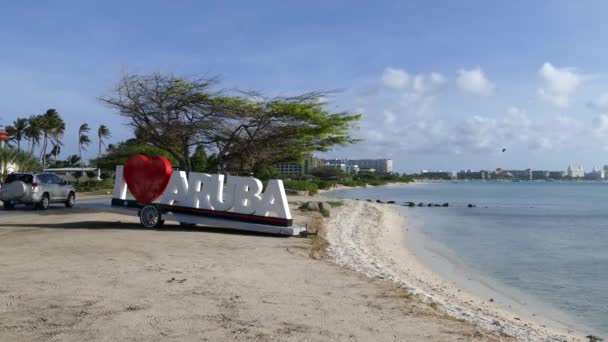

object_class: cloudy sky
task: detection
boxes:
[1,1,608,172]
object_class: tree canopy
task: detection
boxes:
[99,73,360,174]
[92,139,178,171]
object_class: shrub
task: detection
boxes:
[283,180,318,196]
[314,180,334,190]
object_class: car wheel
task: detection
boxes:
[37,194,50,210]
[140,205,163,228]
[65,192,75,208]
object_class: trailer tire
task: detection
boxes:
[140,205,163,228]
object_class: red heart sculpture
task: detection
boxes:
[124,155,173,205]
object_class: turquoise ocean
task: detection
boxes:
[329,181,608,336]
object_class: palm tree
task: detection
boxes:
[97,124,111,158]
[39,109,65,169]
[24,115,42,155]
[78,123,91,173]
[46,144,61,165]
[5,118,28,151]
[66,154,81,167]
[0,146,40,178]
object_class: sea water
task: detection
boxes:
[329,182,608,336]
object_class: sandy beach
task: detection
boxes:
[326,198,585,342]
[0,194,588,341]
[0,197,518,342]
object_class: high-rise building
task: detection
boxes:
[320,158,393,173]
[274,153,322,178]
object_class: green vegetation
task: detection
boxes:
[0,147,41,179]
[3,111,111,175]
[99,73,360,174]
[283,180,319,196]
[326,200,344,207]
[92,139,178,171]
[74,179,114,193]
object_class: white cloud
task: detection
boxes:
[537,62,583,107]
[382,67,410,89]
[383,110,396,125]
[457,67,495,96]
[335,67,608,164]
[587,93,608,113]
[411,72,447,94]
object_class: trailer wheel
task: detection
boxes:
[140,205,163,228]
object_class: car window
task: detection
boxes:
[38,175,54,184]
[50,175,64,184]
[4,174,33,184]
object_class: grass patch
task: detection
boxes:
[326,200,344,207]
[78,189,113,196]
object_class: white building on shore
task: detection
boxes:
[567,164,584,178]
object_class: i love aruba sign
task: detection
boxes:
[111,155,292,227]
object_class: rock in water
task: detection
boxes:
[418,203,424,207]
[387,200,396,204]
[442,203,449,207]
[467,204,476,208]
[376,200,384,203]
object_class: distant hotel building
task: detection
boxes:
[320,158,393,174]
[457,169,488,180]
[585,167,604,180]
[274,153,322,179]
[567,165,585,178]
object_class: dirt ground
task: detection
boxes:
[0,204,510,341]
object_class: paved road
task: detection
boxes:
[0,195,113,218]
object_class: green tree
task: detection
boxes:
[71,171,83,184]
[24,115,42,156]
[310,167,349,180]
[85,170,98,185]
[99,73,360,174]
[254,166,280,180]
[97,124,111,158]
[0,146,41,179]
[202,93,361,173]
[78,123,91,172]
[39,109,65,169]
[4,118,28,151]
[190,146,207,172]
[92,139,178,171]
[46,144,61,164]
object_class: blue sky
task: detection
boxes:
[2,1,608,172]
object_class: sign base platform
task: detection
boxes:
[81,202,306,236]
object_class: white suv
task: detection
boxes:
[0,172,76,210]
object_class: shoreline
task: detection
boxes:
[324,198,586,341]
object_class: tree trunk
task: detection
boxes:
[40,135,48,169]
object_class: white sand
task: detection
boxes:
[0,205,512,341]
[326,199,586,342]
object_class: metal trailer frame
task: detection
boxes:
[85,202,306,236]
